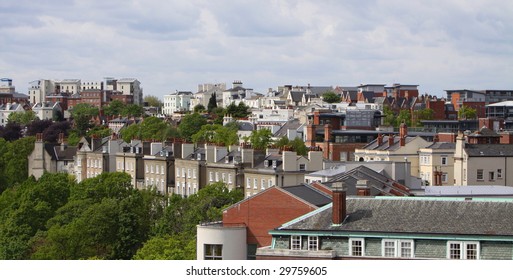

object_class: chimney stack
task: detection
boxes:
[399,122,407,147]
[377,133,383,146]
[356,180,371,196]
[388,134,395,146]
[332,182,347,225]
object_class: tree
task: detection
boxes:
[458,105,477,120]
[0,122,22,141]
[178,113,208,142]
[249,128,273,150]
[226,102,251,118]
[26,119,53,137]
[413,108,434,127]
[103,100,125,117]
[207,93,217,112]
[1,137,35,191]
[119,117,170,143]
[382,106,396,127]
[274,136,308,156]
[396,110,412,127]
[122,104,144,118]
[193,104,205,113]
[133,234,195,260]
[70,104,99,136]
[322,91,341,103]
[144,95,163,108]
[42,121,71,143]
[191,123,239,146]
[86,126,112,139]
[7,111,37,126]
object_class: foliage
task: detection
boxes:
[275,136,308,156]
[249,128,273,150]
[133,234,196,260]
[122,104,144,117]
[70,104,99,136]
[7,111,37,126]
[178,113,208,142]
[322,91,341,103]
[193,104,206,113]
[413,108,434,127]
[382,106,396,127]
[396,110,412,127]
[42,121,71,143]
[0,137,35,192]
[0,122,22,141]
[86,126,112,139]
[120,117,170,143]
[26,119,53,137]
[103,100,125,117]
[225,102,251,118]
[191,123,239,146]
[207,93,217,112]
[144,95,163,108]
[458,105,477,120]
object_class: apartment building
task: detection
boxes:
[163,91,193,115]
[173,143,206,197]
[142,142,175,195]
[418,142,456,186]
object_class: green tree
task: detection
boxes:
[193,104,206,113]
[122,104,144,118]
[103,100,125,117]
[119,117,170,142]
[413,108,434,127]
[143,95,163,108]
[249,128,273,150]
[274,136,308,156]
[179,113,208,142]
[70,104,99,136]
[207,93,217,112]
[382,106,396,127]
[87,126,112,138]
[133,234,196,260]
[396,110,412,127]
[458,105,477,120]
[191,123,238,146]
[2,137,35,190]
[7,111,37,126]
[322,91,341,103]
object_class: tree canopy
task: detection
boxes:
[322,91,341,103]
[458,105,477,120]
[143,95,163,108]
[178,113,208,142]
[249,128,273,150]
[120,117,170,143]
[7,111,37,126]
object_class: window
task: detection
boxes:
[299,164,306,171]
[156,165,159,174]
[349,238,364,257]
[182,168,185,178]
[442,173,448,183]
[150,165,154,173]
[261,179,266,190]
[382,239,414,258]
[161,165,165,175]
[291,236,301,250]
[448,241,479,259]
[441,156,448,166]
[247,178,251,188]
[477,169,483,181]
[498,169,503,179]
[228,174,232,184]
[209,172,213,182]
[204,244,222,260]
[222,173,226,182]
[308,236,318,251]
[215,172,219,181]
[489,171,495,181]
[268,179,273,187]
[187,169,191,178]
[253,178,258,189]
[193,169,196,178]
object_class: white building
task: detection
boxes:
[32,102,62,121]
[117,78,143,105]
[0,102,25,125]
[222,81,254,108]
[163,91,193,115]
[28,79,56,104]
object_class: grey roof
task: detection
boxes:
[238,122,254,131]
[281,184,332,207]
[465,144,513,157]
[279,197,513,237]
[425,142,456,150]
[307,166,347,177]
[289,91,304,102]
[361,135,418,151]
[273,119,302,138]
[325,165,411,196]
[424,185,513,196]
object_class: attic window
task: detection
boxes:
[299,164,305,171]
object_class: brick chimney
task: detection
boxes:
[399,122,407,147]
[356,180,371,196]
[388,134,395,146]
[377,133,383,146]
[332,182,347,225]
[324,124,332,142]
[305,124,316,146]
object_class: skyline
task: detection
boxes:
[1,1,512,98]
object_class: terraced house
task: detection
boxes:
[257,187,513,260]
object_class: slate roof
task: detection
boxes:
[425,142,456,150]
[273,119,302,138]
[238,122,254,131]
[289,91,304,102]
[281,185,332,207]
[465,144,513,157]
[44,144,77,161]
[324,165,411,196]
[361,135,417,151]
[425,185,513,196]
[279,197,513,237]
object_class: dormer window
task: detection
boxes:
[197,153,201,160]
[264,160,269,167]
[272,160,277,168]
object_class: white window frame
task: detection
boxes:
[253,178,258,190]
[193,169,197,179]
[382,239,414,258]
[204,244,223,260]
[228,174,232,184]
[447,241,479,260]
[349,238,365,257]
[247,178,251,188]
[308,236,318,251]
[209,172,214,182]
[442,173,448,183]
[477,169,484,181]
[441,156,448,166]
[498,169,503,179]
[291,236,302,250]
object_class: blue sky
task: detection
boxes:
[1,0,512,99]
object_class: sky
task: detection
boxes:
[1,0,512,99]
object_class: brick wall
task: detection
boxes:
[223,188,317,247]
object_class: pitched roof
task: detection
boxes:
[281,184,332,207]
[273,119,302,138]
[465,144,513,157]
[279,197,513,237]
[425,142,456,150]
[361,135,417,151]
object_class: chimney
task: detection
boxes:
[332,182,347,225]
[377,133,383,146]
[399,122,407,147]
[282,150,297,172]
[36,133,43,142]
[305,124,316,146]
[241,144,255,168]
[324,124,332,142]
[433,134,439,143]
[388,134,395,146]
[181,143,195,159]
[356,180,371,196]
[58,133,64,144]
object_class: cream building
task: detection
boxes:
[454,133,513,186]
[143,143,175,195]
[419,142,455,186]
[173,143,206,197]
